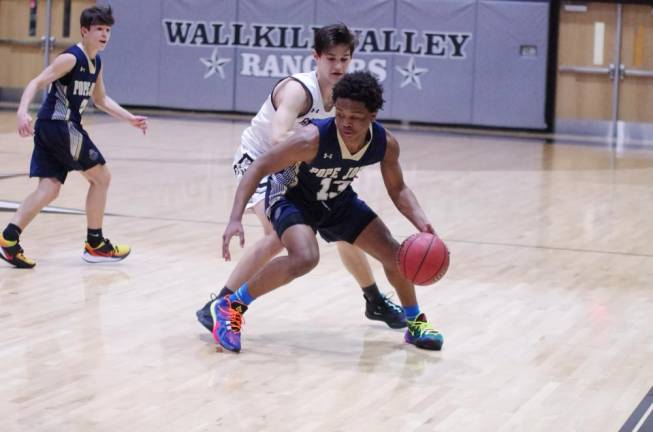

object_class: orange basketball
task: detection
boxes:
[397,233,450,285]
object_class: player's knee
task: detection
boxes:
[97,167,111,187]
[380,238,398,268]
[39,182,61,202]
[289,249,319,277]
[380,233,400,266]
[388,237,400,257]
[87,166,111,188]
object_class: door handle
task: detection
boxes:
[558,65,611,75]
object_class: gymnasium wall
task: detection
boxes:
[100,0,550,129]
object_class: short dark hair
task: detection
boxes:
[332,71,384,113]
[314,24,356,56]
[80,5,114,29]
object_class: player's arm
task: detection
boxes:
[222,125,319,260]
[92,70,148,134]
[16,53,76,137]
[269,79,311,145]
[380,130,435,234]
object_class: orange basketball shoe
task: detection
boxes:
[82,238,131,263]
[0,233,36,269]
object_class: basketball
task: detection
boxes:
[397,233,450,285]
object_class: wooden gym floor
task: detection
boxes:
[1,110,652,431]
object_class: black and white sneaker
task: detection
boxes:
[196,288,233,332]
[364,294,407,329]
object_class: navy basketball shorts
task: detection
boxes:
[30,119,106,184]
[268,193,378,244]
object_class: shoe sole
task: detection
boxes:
[365,311,407,329]
[417,339,443,350]
[82,250,131,263]
[405,336,444,351]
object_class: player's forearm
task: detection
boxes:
[269,129,294,147]
[229,165,265,222]
[94,95,135,121]
[17,80,42,115]
[392,186,430,231]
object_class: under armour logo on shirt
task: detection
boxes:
[323,153,333,159]
[80,67,86,72]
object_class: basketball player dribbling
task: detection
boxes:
[196,24,406,331]
[215,71,444,353]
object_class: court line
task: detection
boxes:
[633,403,653,432]
[1,200,651,258]
[620,387,653,432]
[109,156,234,165]
[448,238,653,259]
[0,173,28,180]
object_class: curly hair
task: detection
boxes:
[332,71,384,113]
[80,5,114,28]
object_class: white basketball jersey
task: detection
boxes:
[237,71,332,161]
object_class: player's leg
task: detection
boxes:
[196,199,284,332]
[1,122,66,269]
[1,177,61,268]
[224,200,284,290]
[196,154,271,329]
[336,241,374,286]
[80,160,129,263]
[353,217,443,350]
[82,163,110,231]
[10,178,62,229]
[352,218,415,305]
[203,162,277,301]
[209,198,319,352]
[336,240,406,328]
[222,223,318,303]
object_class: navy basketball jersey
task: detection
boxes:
[267,117,387,208]
[37,44,101,123]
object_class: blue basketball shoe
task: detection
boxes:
[211,296,247,353]
[404,313,444,350]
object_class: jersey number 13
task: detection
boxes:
[316,178,350,200]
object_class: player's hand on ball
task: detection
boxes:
[420,222,435,235]
[222,220,245,261]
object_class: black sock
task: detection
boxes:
[87,228,103,248]
[3,223,22,242]
[362,283,383,303]
[218,286,234,298]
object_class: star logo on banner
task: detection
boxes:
[200,48,231,79]
[395,57,428,90]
